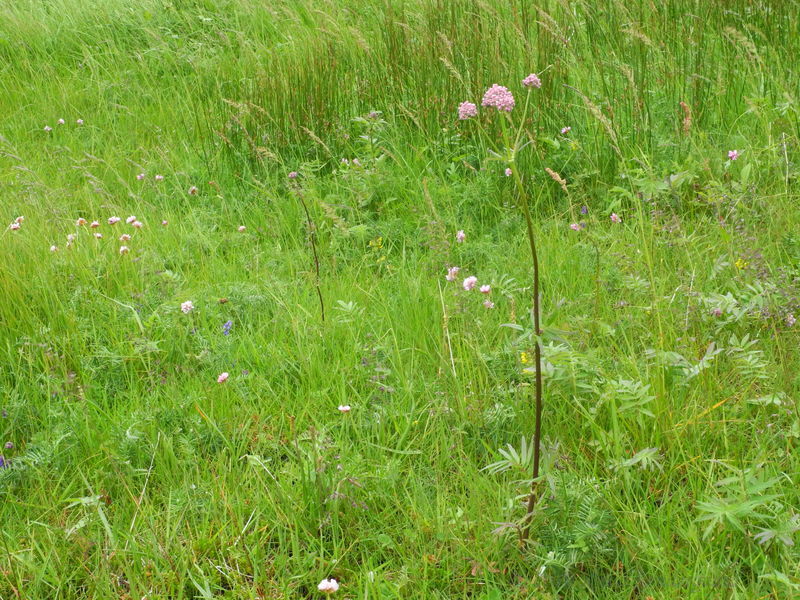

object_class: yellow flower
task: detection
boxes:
[735,258,748,270]
[520,351,531,365]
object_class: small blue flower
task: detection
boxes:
[222,320,233,336]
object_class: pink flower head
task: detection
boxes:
[318,579,339,594]
[561,126,571,135]
[76,119,84,125]
[479,284,491,294]
[570,223,581,231]
[188,186,198,195]
[155,174,164,181]
[9,223,20,231]
[728,150,739,161]
[456,230,466,243]
[94,232,103,239]
[217,372,229,384]
[90,220,100,228]
[483,299,495,309]
[481,84,515,112]
[504,167,512,177]
[57,118,65,125]
[180,301,194,314]
[458,101,478,120]
[44,125,52,132]
[132,221,143,229]
[788,314,797,327]
[238,225,246,232]
[50,245,58,252]
[463,276,478,291]
[161,220,168,226]
[338,405,351,413]
[15,216,24,224]
[711,307,723,317]
[352,158,360,166]
[522,73,542,88]
[446,266,460,281]
[108,216,121,225]
[119,234,131,241]
[136,173,145,181]
[126,216,136,224]
[610,213,622,224]
[288,171,299,179]
[119,245,129,254]
[67,233,76,243]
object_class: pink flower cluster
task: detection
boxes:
[522,73,542,88]
[458,102,478,120]
[481,84,515,112]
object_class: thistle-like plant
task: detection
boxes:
[457,73,550,540]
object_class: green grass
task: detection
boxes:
[1,0,799,597]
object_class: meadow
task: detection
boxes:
[1,0,799,598]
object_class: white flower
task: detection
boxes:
[317,579,339,594]
[181,301,194,314]
[462,276,478,291]
[338,405,351,413]
[119,245,130,254]
[50,245,58,252]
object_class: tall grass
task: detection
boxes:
[1,0,799,598]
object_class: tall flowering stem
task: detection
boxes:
[465,76,545,541]
[290,177,325,322]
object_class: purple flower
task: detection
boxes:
[522,73,542,88]
[580,205,588,215]
[728,150,739,161]
[481,84,515,112]
[288,171,299,179]
[504,168,512,177]
[458,101,478,120]
[561,126,572,135]
[222,320,233,336]
[4,442,11,450]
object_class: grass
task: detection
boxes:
[1,0,799,597]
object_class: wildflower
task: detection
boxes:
[561,126,572,135]
[180,301,194,314]
[161,220,168,226]
[483,300,495,309]
[67,234,76,243]
[734,258,748,270]
[76,119,84,125]
[238,225,246,232]
[132,221,143,229]
[0,456,6,469]
[94,233,103,239]
[352,158,361,166]
[222,320,233,336]
[505,167,513,177]
[570,223,581,231]
[119,233,131,241]
[522,73,542,88]
[126,216,136,224]
[119,245,129,254]
[15,216,24,224]
[340,158,349,165]
[711,307,723,317]
[446,266,460,281]
[217,372,229,384]
[338,405,351,413]
[155,174,164,181]
[4,442,12,450]
[457,101,478,120]
[108,216,121,225]
[188,186,198,195]
[9,223,20,231]
[728,150,739,161]
[520,352,531,364]
[463,276,478,291]
[44,125,52,132]
[76,217,88,226]
[482,84,515,112]
[57,118,65,125]
[580,205,588,214]
[288,171,299,179]
[456,230,466,243]
[787,314,796,327]
[318,579,339,594]
[50,245,58,252]
[610,213,622,223]
[90,220,100,228]
[480,284,491,294]
[136,173,145,181]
